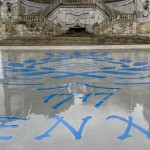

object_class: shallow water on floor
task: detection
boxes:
[0,50,150,150]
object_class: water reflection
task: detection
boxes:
[0,50,150,149]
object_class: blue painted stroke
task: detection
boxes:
[37,82,121,91]
[20,71,54,76]
[100,67,116,70]
[99,71,136,75]
[121,67,150,72]
[100,52,109,56]
[133,62,148,66]
[40,67,57,71]
[24,59,36,64]
[52,94,77,109]
[120,59,132,63]
[43,94,58,103]
[35,116,92,140]
[115,82,150,85]
[82,93,92,103]
[0,116,29,140]
[115,75,150,80]
[51,71,106,79]
[8,63,24,67]
[121,64,130,68]
[3,74,42,80]
[4,69,37,73]
[0,82,43,86]
[94,93,114,108]
[106,115,150,140]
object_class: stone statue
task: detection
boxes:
[143,0,150,17]
[6,2,13,19]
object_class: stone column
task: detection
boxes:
[0,0,4,40]
[132,21,137,34]
[16,24,23,36]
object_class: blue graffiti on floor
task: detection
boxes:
[0,117,29,140]
[106,115,150,140]
[35,116,92,140]
[0,115,150,141]
[0,51,150,141]
[42,92,115,109]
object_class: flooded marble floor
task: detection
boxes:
[0,49,150,150]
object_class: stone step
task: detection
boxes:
[0,37,95,45]
[1,35,150,45]
[12,36,94,41]
[51,39,94,42]
[48,37,94,41]
[50,41,94,44]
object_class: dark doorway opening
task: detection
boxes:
[69,27,86,33]
[64,25,91,37]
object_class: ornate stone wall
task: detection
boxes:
[47,5,108,33]
[102,21,137,34]
[1,0,150,40]
[0,0,19,39]
[0,0,19,21]
[138,22,150,34]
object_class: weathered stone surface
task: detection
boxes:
[138,22,150,34]
[20,0,48,15]
[0,0,150,41]
[47,6,108,33]
[107,0,135,14]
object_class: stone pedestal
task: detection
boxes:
[16,24,23,36]
[132,22,137,34]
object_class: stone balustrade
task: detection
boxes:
[18,14,61,35]
[18,14,43,22]
[94,13,137,34]
[62,0,96,4]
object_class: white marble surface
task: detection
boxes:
[1,45,150,50]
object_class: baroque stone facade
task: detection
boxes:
[0,0,150,40]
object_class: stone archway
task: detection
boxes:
[69,20,86,33]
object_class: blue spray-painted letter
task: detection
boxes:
[35,116,92,140]
[0,116,29,140]
[106,115,150,140]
